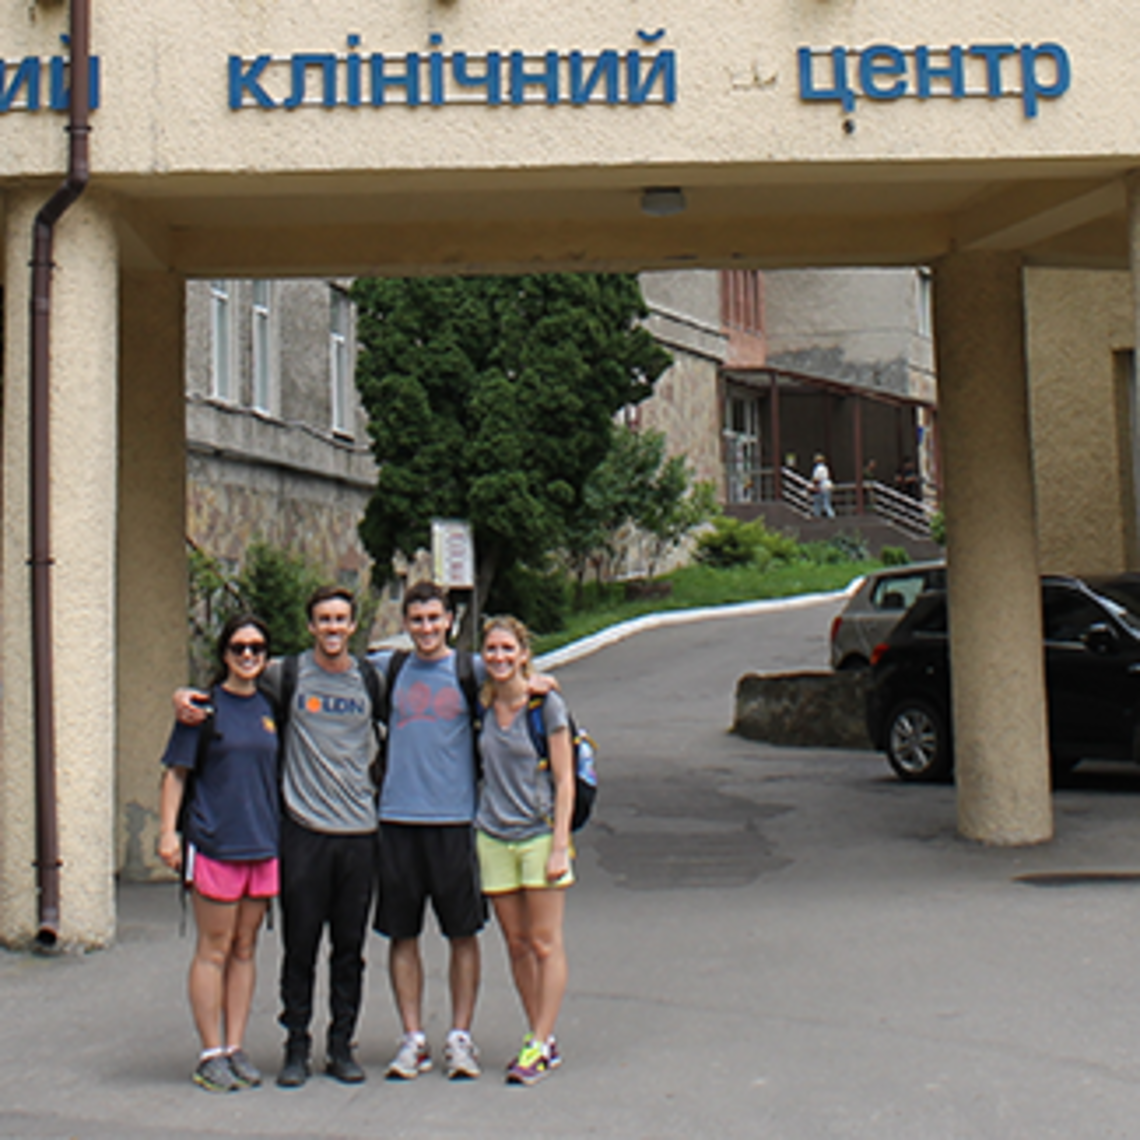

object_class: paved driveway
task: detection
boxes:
[5,594,1140,1139]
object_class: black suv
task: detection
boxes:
[866,573,1140,782]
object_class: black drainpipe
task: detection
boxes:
[29,0,91,948]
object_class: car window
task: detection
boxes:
[1083,581,1140,636]
[909,596,948,635]
[870,574,928,612]
[1042,588,1108,644]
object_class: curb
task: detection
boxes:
[533,577,864,671]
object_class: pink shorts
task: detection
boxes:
[190,849,279,903]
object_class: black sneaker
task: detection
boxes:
[276,1044,311,1089]
[326,1046,366,1084]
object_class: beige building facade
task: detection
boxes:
[3,0,1140,944]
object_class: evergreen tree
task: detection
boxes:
[352,273,672,612]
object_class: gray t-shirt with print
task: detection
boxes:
[475,691,570,842]
[263,651,378,835]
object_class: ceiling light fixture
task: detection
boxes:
[640,187,687,217]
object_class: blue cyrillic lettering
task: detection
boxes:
[967,44,1016,98]
[798,47,855,112]
[626,47,676,105]
[569,50,620,104]
[371,52,421,105]
[452,51,502,105]
[1020,42,1070,119]
[0,56,40,112]
[914,45,964,99]
[858,45,906,100]
[284,52,337,109]
[509,49,559,104]
[228,55,275,109]
[428,34,445,106]
[345,35,362,107]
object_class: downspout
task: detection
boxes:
[30,0,91,947]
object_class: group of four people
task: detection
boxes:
[157,580,575,1093]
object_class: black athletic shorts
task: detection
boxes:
[373,822,487,940]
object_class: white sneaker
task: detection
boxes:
[444,1030,481,1080]
[386,1034,431,1080]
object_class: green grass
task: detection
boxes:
[532,559,881,655]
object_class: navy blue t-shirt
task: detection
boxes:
[161,686,280,862]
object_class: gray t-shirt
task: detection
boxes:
[264,652,378,835]
[475,691,570,842]
[369,649,484,825]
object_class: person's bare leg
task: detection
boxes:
[523,888,567,1044]
[388,937,424,1034]
[448,934,481,1032]
[222,897,268,1049]
[189,892,238,1051]
[491,892,539,1029]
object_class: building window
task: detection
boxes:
[724,391,762,503]
[330,288,352,435]
[209,280,235,401]
[251,279,276,414]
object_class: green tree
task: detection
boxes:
[236,541,323,657]
[352,274,672,616]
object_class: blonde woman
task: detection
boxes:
[475,616,574,1085]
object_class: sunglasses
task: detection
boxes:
[227,641,267,658]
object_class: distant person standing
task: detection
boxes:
[811,453,836,518]
[895,456,921,500]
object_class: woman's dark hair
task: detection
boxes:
[212,612,271,685]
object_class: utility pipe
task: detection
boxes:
[30,0,92,947]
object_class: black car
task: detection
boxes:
[866,573,1140,782]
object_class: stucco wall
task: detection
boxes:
[1026,267,1136,574]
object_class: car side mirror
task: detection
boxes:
[1082,623,1119,655]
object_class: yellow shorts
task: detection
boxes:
[477,830,575,894]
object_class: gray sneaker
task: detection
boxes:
[386,1034,432,1080]
[444,1031,481,1080]
[227,1048,261,1087]
[193,1054,240,1093]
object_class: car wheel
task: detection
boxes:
[837,654,869,671]
[885,698,952,782]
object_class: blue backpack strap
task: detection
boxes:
[525,695,549,767]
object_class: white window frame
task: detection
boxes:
[209,279,236,402]
[330,288,353,436]
[251,279,278,414]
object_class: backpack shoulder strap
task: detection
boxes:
[354,655,385,742]
[384,649,410,721]
[525,694,548,763]
[271,653,299,735]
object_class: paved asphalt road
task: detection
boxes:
[6,594,1140,1139]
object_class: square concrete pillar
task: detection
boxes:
[933,251,1052,846]
[1,191,120,947]
[116,271,188,881]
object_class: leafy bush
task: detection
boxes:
[694,516,768,568]
[929,509,946,546]
[237,542,323,658]
[880,545,911,566]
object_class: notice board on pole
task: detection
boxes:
[431,518,475,590]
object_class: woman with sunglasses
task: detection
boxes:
[475,615,575,1086]
[158,613,280,1093]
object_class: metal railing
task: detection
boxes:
[733,465,936,538]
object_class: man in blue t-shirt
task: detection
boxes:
[369,581,555,1082]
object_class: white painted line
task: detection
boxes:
[534,577,865,671]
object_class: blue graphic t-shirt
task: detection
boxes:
[161,686,279,861]
[370,649,484,824]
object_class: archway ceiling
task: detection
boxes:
[102,159,1133,278]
